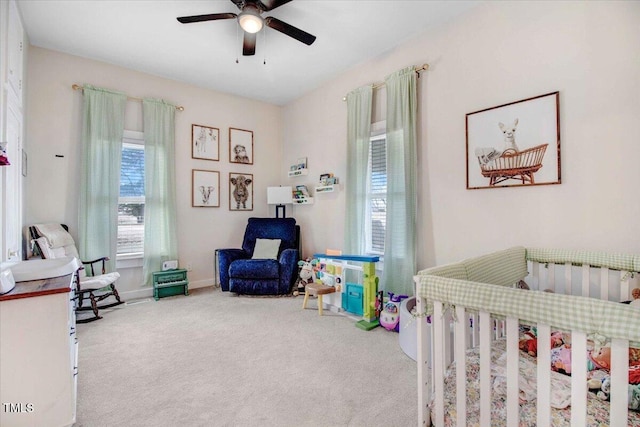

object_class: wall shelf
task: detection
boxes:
[288,168,308,177]
[315,185,335,193]
[292,197,314,205]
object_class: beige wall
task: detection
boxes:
[283,1,640,270]
[25,47,283,296]
[23,1,640,296]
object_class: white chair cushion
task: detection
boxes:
[252,238,281,260]
[80,272,120,290]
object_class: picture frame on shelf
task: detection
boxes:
[192,169,220,207]
[466,91,560,189]
[290,157,307,171]
[319,173,332,185]
[229,128,253,165]
[229,172,253,211]
[192,124,220,161]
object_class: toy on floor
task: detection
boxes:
[374,290,384,319]
[294,258,317,296]
[380,292,408,332]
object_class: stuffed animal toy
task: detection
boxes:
[519,330,538,357]
[293,258,317,296]
[630,288,640,309]
[550,344,573,374]
[518,330,564,357]
[592,375,640,411]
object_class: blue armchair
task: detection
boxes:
[218,217,299,295]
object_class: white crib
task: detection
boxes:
[414,247,640,427]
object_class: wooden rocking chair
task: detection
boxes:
[29,224,124,323]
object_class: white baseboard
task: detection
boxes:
[120,278,215,300]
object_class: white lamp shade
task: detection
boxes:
[267,186,292,204]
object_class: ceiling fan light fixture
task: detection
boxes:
[238,8,263,33]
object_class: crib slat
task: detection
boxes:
[609,338,629,427]
[547,262,556,292]
[532,261,539,290]
[416,295,430,426]
[564,262,572,295]
[444,310,453,370]
[471,313,479,347]
[536,324,551,427]
[621,270,630,301]
[455,305,467,427]
[506,317,519,427]
[570,331,588,427]
[479,311,491,427]
[601,267,609,301]
[433,301,445,427]
[581,264,590,297]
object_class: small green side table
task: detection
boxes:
[152,269,189,301]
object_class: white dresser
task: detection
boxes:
[0,273,78,427]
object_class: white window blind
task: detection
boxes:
[367,134,386,255]
[118,132,144,255]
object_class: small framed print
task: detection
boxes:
[192,124,220,161]
[229,172,253,211]
[229,128,253,165]
[192,169,220,207]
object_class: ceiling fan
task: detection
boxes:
[177,0,316,56]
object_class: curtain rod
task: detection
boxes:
[72,84,185,111]
[342,63,429,101]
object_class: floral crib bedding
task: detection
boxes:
[433,339,640,427]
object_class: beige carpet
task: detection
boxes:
[75,287,417,426]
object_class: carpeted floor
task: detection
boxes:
[75,287,417,426]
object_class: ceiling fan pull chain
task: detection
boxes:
[236,22,240,63]
[263,28,267,65]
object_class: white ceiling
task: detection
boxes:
[17,0,479,106]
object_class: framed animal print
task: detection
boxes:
[192,124,220,161]
[229,128,253,165]
[229,172,253,211]
[192,169,220,207]
[466,91,561,190]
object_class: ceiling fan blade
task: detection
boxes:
[177,13,237,24]
[229,0,244,9]
[265,17,316,46]
[257,0,293,12]
[243,32,257,56]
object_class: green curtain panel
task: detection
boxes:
[344,85,373,255]
[383,66,418,296]
[142,98,178,286]
[78,85,127,273]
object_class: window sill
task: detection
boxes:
[116,253,143,269]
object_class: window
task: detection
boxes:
[366,130,386,255]
[118,131,144,256]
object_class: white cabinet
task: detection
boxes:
[1,0,26,263]
[6,0,24,102]
[0,275,78,427]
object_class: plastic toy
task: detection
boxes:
[380,292,408,332]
